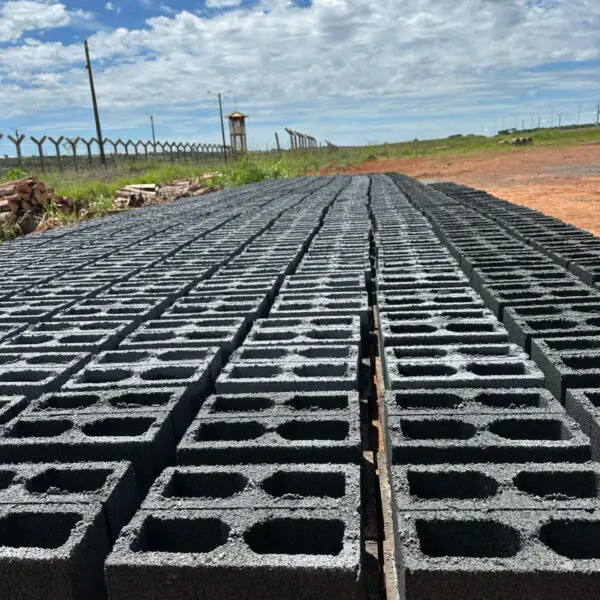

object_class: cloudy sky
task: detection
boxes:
[0,0,599,152]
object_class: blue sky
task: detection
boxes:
[1,0,600,157]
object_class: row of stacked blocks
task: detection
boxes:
[0,172,600,599]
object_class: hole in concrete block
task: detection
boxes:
[24,355,72,365]
[229,366,281,379]
[7,419,72,438]
[475,392,542,408]
[280,303,312,311]
[240,348,287,360]
[513,306,561,316]
[396,365,458,377]
[467,363,526,376]
[400,419,476,440]
[263,471,345,498]
[277,420,349,440]
[0,370,51,382]
[164,471,248,498]
[158,350,210,362]
[292,364,348,378]
[388,313,433,321]
[79,368,132,384]
[0,355,18,366]
[139,516,229,553]
[562,356,600,370]
[196,421,266,441]
[459,345,510,357]
[187,331,227,340]
[211,396,275,412]
[300,347,350,359]
[254,331,296,341]
[393,348,447,359]
[435,295,472,303]
[446,322,495,332]
[527,319,577,331]
[390,324,437,334]
[393,392,464,410]
[541,520,600,559]
[416,519,520,558]
[245,518,344,555]
[42,393,100,410]
[546,338,600,351]
[584,392,600,407]
[98,351,150,364]
[0,470,14,490]
[109,392,172,408]
[289,394,348,410]
[514,470,597,500]
[306,330,352,340]
[553,289,590,297]
[261,320,302,328]
[140,367,196,381]
[408,470,498,499]
[0,511,81,549]
[489,418,567,440]
[132,332,173,342]
[26,467,111,494]
[82,417,154,437]
[60,334,103,344]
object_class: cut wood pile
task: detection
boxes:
[0,176,79,216]
[114,173,222,209]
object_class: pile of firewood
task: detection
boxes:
[0,176,78,215]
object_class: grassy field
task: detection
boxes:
[2,124,600,243]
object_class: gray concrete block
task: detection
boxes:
[0,299,68,323]
[396,510,600,600]
[378,288,484,312]
[478,280,599,318]
[383,343,543,389]
[565,389,600,460]
[0,504,110,600]
[217,345,360,393]
[280,273,366,293]
[531,336,600,399]
[392,462,600,511]
[0,352,91,398]
[177,414,361,465]
[0,394,28,424]
[142,463,360,511]
[120,317,246,355]
[380,311,509,347]
[0,322,28,342]
[106,508,361,600]
[244,316,361,346]
[389,412,590,464]
[201,390,359,418]
[0,321,132,353]
[162,293,270,320]
[377,270,469,291]
[53,296,167,322]
[0,461,137,539]
[0,413,176,489]
[384,388,563,416]
[26,387,193,437]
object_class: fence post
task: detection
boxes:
[66,137,81,171]
[82,138,93,168]
[8,134,26,167]
[142,141,150,161]
[30,136,47,173]
[106,138,119,166]
[48,136,64,171]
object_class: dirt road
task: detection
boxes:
[319,142,600,235]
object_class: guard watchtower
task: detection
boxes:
[226,112,248,154]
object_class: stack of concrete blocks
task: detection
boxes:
[387,172,600,599]
[105,176,366,600]
[0,177,346,599]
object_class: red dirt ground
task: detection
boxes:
[319,143,600,236]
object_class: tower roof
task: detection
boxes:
[226,112,248,119]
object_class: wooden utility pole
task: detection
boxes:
[208,91,229,162]
[274,132,281,157]
[596,104,600,126]
[149,114,156,145]
[84,40,107,169]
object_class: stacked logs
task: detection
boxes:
[0,176,78,215]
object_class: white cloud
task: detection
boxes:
[1,0,600,144]
[105,2,122,14]
[206,0,242,7]
[0,0,94,43]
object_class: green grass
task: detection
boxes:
[2,124,600,244]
